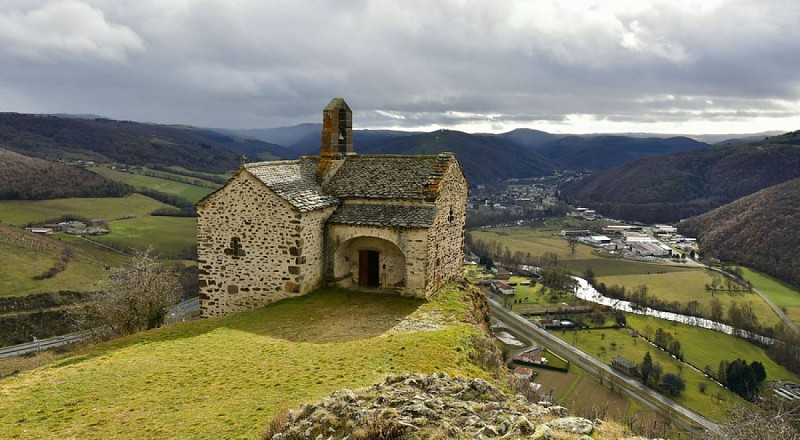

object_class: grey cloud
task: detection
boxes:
[0,0,799,132]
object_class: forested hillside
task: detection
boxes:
[561,133,800,223]
[0,113,289,173]
[0,148,130,200]
[679,178,800,287]
[357,129,555,184]
[533,135,708,170]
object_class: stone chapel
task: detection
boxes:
[196,98,467,317]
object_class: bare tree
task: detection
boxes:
[720,396,799,439]
[567,237,579,255]
[76,248,181,337]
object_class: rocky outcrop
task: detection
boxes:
[263,372,643,439]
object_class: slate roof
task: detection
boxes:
[327,204,436,228]
[244,159,338,212]
[324,154,454,200]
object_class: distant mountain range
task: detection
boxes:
[221,124,712,183]
[679,177,800,287]
[561,131,800,223]
[0,113,290,174]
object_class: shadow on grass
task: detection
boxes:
[53,288,424,368]
[224,288,425,343]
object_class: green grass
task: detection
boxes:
[741,268,800,326]
[91,216,196,258]
[0,242,107,297]
[0,287,495,439]
[625,314,799,384]
[598,270,782,328]
[90,167,217,203]
[472,225,782,328]
[0,194,168,227]
[470,226,690,277]
[552,326,739,421]
[164,166,233,181]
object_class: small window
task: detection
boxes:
[448,207,454,223]
[224,236,246,258]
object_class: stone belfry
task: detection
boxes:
[317,97,353,180]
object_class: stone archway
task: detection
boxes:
[333,236,406,289]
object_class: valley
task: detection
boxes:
[0,112,798,439]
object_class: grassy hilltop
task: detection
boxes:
[0,286,501,439]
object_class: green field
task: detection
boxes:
[91,216,197,258]
[0,287,497,439]
[625,314,799,384]
[470,226,690,277]
[0,242,107,297]
[0,194,168,226]
[551,325,740,421]
[598,270,782,329]
[90,167,217,203]
[472,225,783,328]
[742,268,800,326]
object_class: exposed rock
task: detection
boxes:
[545,416,594,434]
[263,372,628,439]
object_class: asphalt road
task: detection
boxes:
[488,295,721,439]
[0,297,201,359]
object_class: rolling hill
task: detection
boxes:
[0,113,290,173]
[561,132,800,223]
[531,135,708,170]
[679,178,800,287]
[0,148,130,200]
[356,129,556,184]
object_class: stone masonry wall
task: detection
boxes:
[197,171,331,317]
[425,163,468,296]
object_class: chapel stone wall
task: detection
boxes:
[197,171,331,317]
[425,162,468,296]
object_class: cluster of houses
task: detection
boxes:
[511,346,549,382]
[26,219,109,236]
[568,207,600,221]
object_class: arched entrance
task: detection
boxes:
[333,236,406,289]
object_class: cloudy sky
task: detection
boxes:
[1,0,800,134]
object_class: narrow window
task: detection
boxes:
[448,207,454,223]
[338,108,347,153]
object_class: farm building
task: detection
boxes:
[611,356,638,376]
[513,366,535,380]
[492,281,515,296]
[196,98,467,317]
[560,229,590,237]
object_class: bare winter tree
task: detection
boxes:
[720,396,800,440]
[76,248,181,337]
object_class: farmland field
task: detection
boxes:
[90,167,217,203]
[0,241,107,297]
[625,314,799,384]
[91,216,196,258]
[0,194,168,227]
[550,325,739,421]
[741,268,800,326]
[471,224,782,328]
[470,226,691,277]
[598,270,782,328]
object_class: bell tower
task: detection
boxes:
[317,97,353,181]
[321,97,353,156]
